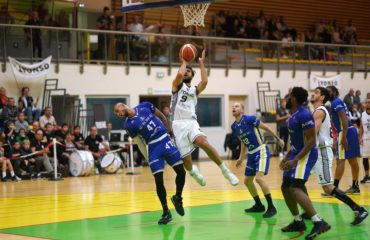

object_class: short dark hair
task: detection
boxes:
[103,6,109,11]
[291,87,308,105]
[45,123,52,128]
[21,86,29,94]
[316,87,330,103]
[73,125,80,130]
[186,66,195,77]
[327,85,339,97]
[61,123,69,128]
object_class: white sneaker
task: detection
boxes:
[190,165,206,186]
[279,152,284,159]
[222,169,239,186]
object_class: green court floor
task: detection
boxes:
[1,200,369,240]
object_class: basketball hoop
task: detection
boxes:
[180,3,210,27]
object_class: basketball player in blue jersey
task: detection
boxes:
[231,102,284,218]
[170,49,239,186]
[114,102,186,225]
[309,87,368,225]
[280,87,330,240]
[326,85,361,194]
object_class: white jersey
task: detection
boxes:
[362,111,370,140]
[315,105,333,148]
[170,83,198,121]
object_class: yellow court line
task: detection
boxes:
[0,189,369,229]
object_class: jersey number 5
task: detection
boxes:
[180,95,187,102]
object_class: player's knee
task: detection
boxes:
[194,136,209,148]
[255,172,265,183]
[244,176,254,185]
[154,172,164,186]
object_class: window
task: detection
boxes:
[86,97,128,130]
[196,97,223,127]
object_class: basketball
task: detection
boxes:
[180,44,198,62]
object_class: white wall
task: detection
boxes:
[1,63,369,157]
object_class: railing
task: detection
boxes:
[1,23,370,78]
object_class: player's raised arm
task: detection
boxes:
[172,59,187,93]
[196,49,208,95]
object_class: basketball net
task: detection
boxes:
[180,3,210,27]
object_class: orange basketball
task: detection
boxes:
[180,44,198,62]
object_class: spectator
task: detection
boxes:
[0,140,17,182]
[96,6,113,59]
[39,106,57,129]
[0,86,8,110]
[344,19,357,45]
[84,126,109,174]
[57,132,77,176]
[55,123,69,141]
[21,139,40,179]
[295,32,306,59]
[354,90,361,107]
[281,32,293,58]
[18,87,42,124]
[73,125,84,149]
[6,141,22,181]
[44,123,55,143]
[31,129,53,176]
[350,104,361,122]
[128,15,146,61]
[25,10,42,58]
[276,99,290,158]
[16,128,29,145]
[4,121,16,143]
[27,121,40,142]
[1,97,18,128]
[343,88,355,112]
[256,10,267,37]
[15,112,29,133]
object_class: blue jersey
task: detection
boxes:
[124,102,167,143]
[288,106,316,154]
[231,115,264,152]
[330,97,353,132]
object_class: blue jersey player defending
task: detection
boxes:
[231,102,284,218]
[280,87,330,240]
[114,102,186,225]
[326,85,361,194]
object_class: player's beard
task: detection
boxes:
[183,76,192,84]
[286,98,292,109]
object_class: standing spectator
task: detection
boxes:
[21,139,40,179]
[96,6,113,59]
[39,106,57,129]
[31,129,53,176]
[343,88,355,112]
[0,140,17,182]
[0,87,8,110]
[25,10,42,58]
[18,87,42,124]
[84,126,109,174]
[281,32,293,58]
[276,99,290,158]
[344,19,357,45]
[350,104,361,122]
[15,112,29,133]
[1,97,18,128]
[6,141,22,181]
[73,125,84,149]
[354,90,362,107]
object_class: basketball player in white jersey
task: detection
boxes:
[359,98,370,183]
[170,49,239,186]
[310,87,368,225]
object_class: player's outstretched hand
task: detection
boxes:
[277,138,285,149]
[236,159,243,168]
[283,159,297,170]
[279,158,287,170]
[198,49,206,63]
[340,137,348,150]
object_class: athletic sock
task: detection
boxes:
[162,204,169,213]
[330,187,360,211]
[264,194,274,208]
[334,179,340,188]
[294,215,302,221]
[253,195,263,206]
[311,214,322,222]
[352,180,359,188]
[10,171,15,177]
[2,172,6,178]
[219,162,227,172]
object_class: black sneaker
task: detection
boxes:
[345,186,360,195]
[305,220,331,240]
[1,177,11,182]
[351,207,369,226]
[171,195,185,216]
[158,211,172,225]
[244,204,265,213]
[300,212,311,220]
[263,207,277,218]
[360,176,370,184]
[281,220,306,232]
